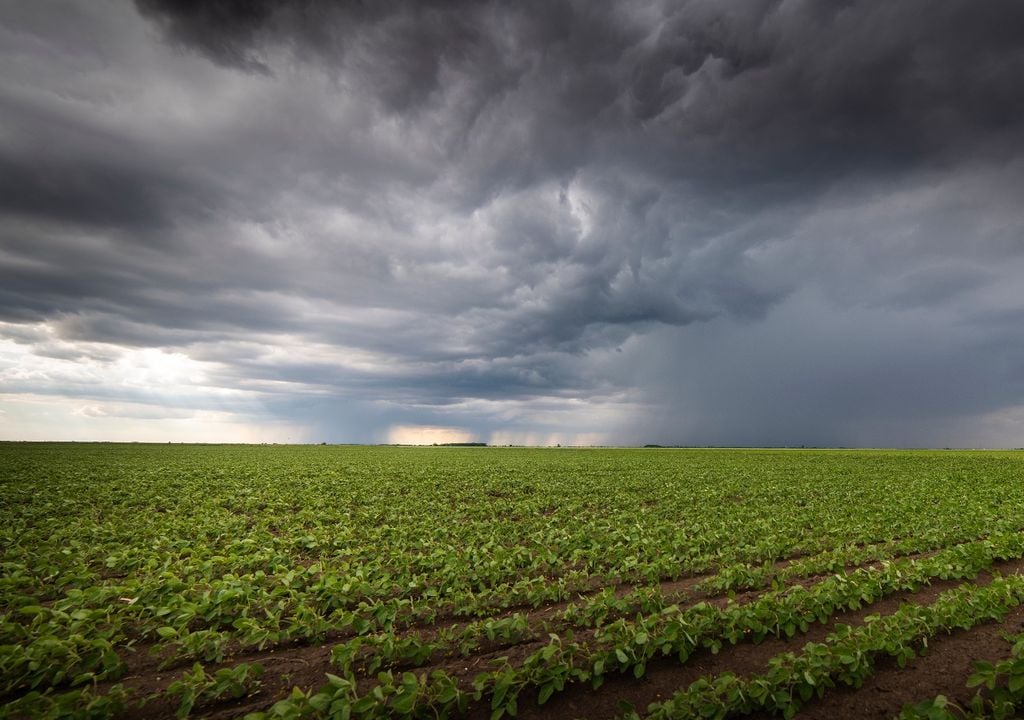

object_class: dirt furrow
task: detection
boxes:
[116,536,952,683]
[783,603,1024,719]
[505,557,1024,720]
[106,544,1022,719]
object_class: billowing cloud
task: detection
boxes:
[1,1,1023,445]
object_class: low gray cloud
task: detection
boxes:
[1,1,1023,445]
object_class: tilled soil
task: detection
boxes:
[513,557,1024,720]
[100,550,1024,719]
[786,602,1024,719]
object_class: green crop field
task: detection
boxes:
[4,444,1024,719]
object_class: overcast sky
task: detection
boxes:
[2,0,1023,446]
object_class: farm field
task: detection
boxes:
[4,444,1024,719]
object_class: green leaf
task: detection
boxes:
[537,683,555,705]
[1008,671,1024,694]
[392,692,416,715]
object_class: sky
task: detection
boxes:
[1,0,1024,447]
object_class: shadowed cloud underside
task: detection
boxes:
[1,1,1023,446]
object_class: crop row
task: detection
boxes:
[227,530,1024,719]
[275,531,1024,684]
[633,572,1024,719]
[5,528,1023,717]
[5,445,1024,718]
[5,523,1016,706]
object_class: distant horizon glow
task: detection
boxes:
[386,425,477,446]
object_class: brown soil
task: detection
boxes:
[109,554,1024,720]
[509,558,1024,720]
[9,539,1010,720]
[785,603,1024,719]
[115,535,948,686]
[119,644,333,720]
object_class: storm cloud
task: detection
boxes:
[1,0,1023,445]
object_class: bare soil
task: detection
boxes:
[510,558,1024,720]
[105,551,1024,719]
[786,602,1024,719]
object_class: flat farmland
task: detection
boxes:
[4,444,1024,719]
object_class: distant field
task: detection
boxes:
[4,444,1024,719]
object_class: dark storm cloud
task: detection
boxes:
[135,0,1024,163]
[0,92,227,235]
[134,0,499,112]
[617,290,1024,448]
[127,0,1024,327]
[2,0,1024,444]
